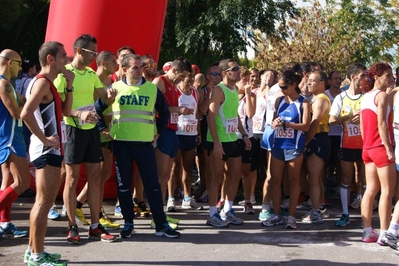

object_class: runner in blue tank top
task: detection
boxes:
[261,70,310,230]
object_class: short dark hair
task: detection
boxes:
[328,71,341,80]
[280,70,302,94]
[312,70,328,82]
[38,41,64,67]
[21,59,36,73]
[346,63,366,80]
[117,46,135,57]
[73,34,96,52]
[96,51,115,67]
[141,54,153,61]
[282,62,302,73]
[121,54,142,68]
[171,57,192,73]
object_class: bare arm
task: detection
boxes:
[305,97,329,145]
[376,91,394,159]
[287,100,311,132]
[243,85,256,118]
[0,79,22,119]
[207,85,224,159]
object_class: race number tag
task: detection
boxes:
[346,122,361,137]
[253,117,264,131]
[226,117,238,134]
[60,120,67,143]
[77,104,95,126]
[170,112,178,124]
[181,119,198,133]
[275,127,294,139]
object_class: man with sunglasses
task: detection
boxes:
[206,59,251,227]
[54,34,117,244]
[0,49,29,239]
[142,54,158,82]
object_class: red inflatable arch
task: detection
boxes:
[44,0,168,198]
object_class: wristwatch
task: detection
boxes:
[65,87,74,93]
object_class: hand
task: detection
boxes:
[262,71,274,86]
[80,111,100,124]
[213,142,225,160]
[206,81,216,93]
[107,88,117,100]
[272,117,284,129]
[350,109,361,124]
[45,135,60,150]
[62,69,75,89]
[101,128,112,140]
[196,135,202,146]
[387,150,395,161]
[179,107,192,115]
[243,136,252,151]
[244,84,252,95]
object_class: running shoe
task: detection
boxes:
[155,223,180,238]
[66,225,80,244]
[261,213,283,227]
[302,199,312,210]
[167,199,177,212]
[60,205,67,217]
[281,199,289,211]
[336,214,350,227]
[362,229,379,243]
[350,197,361,209]
[258,210,273,221]
[206,213,229,228]
[99,217,120,230]
[320,207,329,219]
[27,251,65,266]
[0,223,28,238]
[285,215,297,229]
[220,209,243,225]
[24,250,61,264]
[47,205,61,220]
[198,190,208,203]
[216,200,225,212]
[250,195,256,205]
[114,205,123,218]
[150,220,178,229]
[75,208,90,225]
[166,215,180,224]
[119,222,134,239]
[137,201,150,217]
[380,232,398,249]
[244,202,255,214]
[88,224,117,243]
[301,211,323,224]
[182,197,197,209]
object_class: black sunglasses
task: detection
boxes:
[279,84,289,90]
[208,72,221,76]
[225,66,240,72]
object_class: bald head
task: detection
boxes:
[0,49,21,65]
[194,73,205,88]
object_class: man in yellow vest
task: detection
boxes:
[103,54,180,238]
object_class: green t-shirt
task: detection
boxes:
[54,64,104,130]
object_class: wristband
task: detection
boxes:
[242,134,249,138]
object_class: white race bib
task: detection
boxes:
[181,118,198,134]
[226,117,238,134]
[346,122,361,137]
[275,127,294,139]
[170,112,178,124]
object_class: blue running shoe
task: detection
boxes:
[48,205,61,220]
[0,223,28,238]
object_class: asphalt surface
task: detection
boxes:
[1,189,399,266]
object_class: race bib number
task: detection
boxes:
[253,117,264,131]
[181,119,198,134]
[346,122,361,137]
[77,104,95,126]
[275,127,294,139]
[226,117,238,134]
[60,120,67,143]
[170,112,178,124]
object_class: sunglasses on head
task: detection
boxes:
[208,71,221,76]
[225,66,240,72]
[144,62,157,68]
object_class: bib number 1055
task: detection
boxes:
[275,127,294,139]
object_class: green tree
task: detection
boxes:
[0,0,49,63]
[160,0,298,71]
[256,0,399,73]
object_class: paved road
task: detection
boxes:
[1,193,398,266]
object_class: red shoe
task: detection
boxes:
[88,224,117,243]
[297,193,305,205]
[67,225,81,244]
